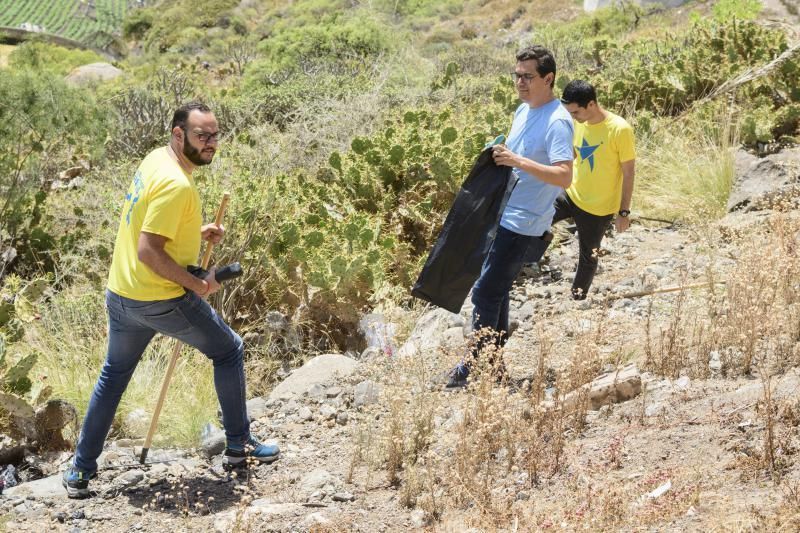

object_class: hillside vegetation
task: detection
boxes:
[0,0,798,460]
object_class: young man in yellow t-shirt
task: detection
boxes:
[555,80,636,300]
[63,103,279,499]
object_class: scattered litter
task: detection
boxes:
[0,465,17,494]
[647,480,672,499]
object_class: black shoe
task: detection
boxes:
[62,467,95,499]
[445,363,470,389]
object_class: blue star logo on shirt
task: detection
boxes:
[124,170,144,225]
[578,138,602,171]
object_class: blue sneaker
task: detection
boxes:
[62,467,95,499]
[445,363,470,389]
[223,436,280,467]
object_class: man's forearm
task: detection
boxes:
[138,246,206,294]
[517,158,572,188]
[620,160,635,211]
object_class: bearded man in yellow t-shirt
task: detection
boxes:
[553,80,636,301]
[63,102,279,499]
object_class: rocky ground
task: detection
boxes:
[1,147,800,532]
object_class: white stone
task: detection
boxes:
[397,308,464,358]
[563,364,642,411]
[354,380,382,407]
[4,474,65,499]
[269,354,358,401]
[410,509,427,528]
[319,404,337,420]
[300,469,337,494]
[65,62,123,86]
[115,469,145,486]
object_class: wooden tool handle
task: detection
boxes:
[200,192,230,269]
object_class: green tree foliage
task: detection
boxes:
[0,70,106,276]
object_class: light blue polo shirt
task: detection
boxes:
[500,99,574,236]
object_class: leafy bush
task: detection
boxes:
[255,11,394,72]
[141,0,240,53]
[240,67,375,130]
[122,7,154,40]
[0,276,51,440]
[8,41,104,76]
[0,70,107,278]
[711,0,762,21]
[585,19,795,129]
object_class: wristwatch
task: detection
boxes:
[618,209,630,217]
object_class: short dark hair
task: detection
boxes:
[171,102,212,130]
[515,45,556,88]
[561,80,597,108]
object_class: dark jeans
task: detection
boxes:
[73,290,249,473]
[552,192,614,300]
[470,225,536,359]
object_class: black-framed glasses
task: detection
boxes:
[193,130,220,143]
[182,127,220,144]
[511,72,538,83]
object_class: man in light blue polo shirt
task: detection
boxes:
[447,45,574,388]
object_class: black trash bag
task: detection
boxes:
[411,147,518,313]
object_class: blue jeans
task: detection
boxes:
[73,290,249,473]
[470,225,536,358]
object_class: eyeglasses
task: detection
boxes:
[184,128,220,144]
[511,72,538,83]
[194,130,220,143]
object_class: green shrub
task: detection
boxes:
[141,0,240,53]
[256,11,394,72]
[8,42,104,76]
[0,70,107,278]
[712,0,762,21]
[587,20,791,119]
[740,102,800,145]
[122,7,154,40]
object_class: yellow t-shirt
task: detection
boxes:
[567,112,636,216]
[108,147,202,301]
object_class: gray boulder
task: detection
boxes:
[728,147,800,212]
[199,423,226,458]
[246,397,269,421]
[269,354,358,401]
[563,364,642,411]
[300,469,338,495]
[397,308,465,358]
[4,473,65,499]
[65,62,123,87]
